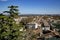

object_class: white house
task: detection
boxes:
[42,19,50,31]
[25,22,38,29]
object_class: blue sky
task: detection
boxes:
[0,0,60,14]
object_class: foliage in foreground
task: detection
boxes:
[0,5,25,40]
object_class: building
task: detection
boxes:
[42,19,50,31]
[25,22,39,29]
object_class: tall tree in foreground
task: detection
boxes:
[0,5,25,40]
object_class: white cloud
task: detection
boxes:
[0,0,8,1]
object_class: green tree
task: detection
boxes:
[3,5,19,17]
[0,5,25,40]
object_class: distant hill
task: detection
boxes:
[2,13,60,16]
[19,14,60,16]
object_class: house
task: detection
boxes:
[25,22,38,29]
[42,19,50,31]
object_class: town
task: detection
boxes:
[14,15,60,40]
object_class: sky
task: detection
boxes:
[0,0,60,14]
